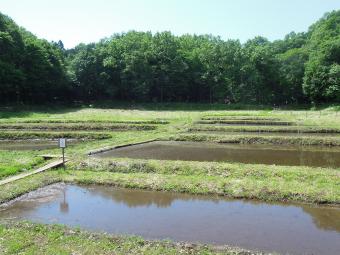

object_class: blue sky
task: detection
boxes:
[1,0,340,48]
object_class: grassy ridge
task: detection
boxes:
[0,119,169,124]
[201,116,282,121]
[0,123,157,131]
[171,133,340,146]
[189,125,340,133]
[196,120,295,125]
[1,158,339,205]
[0,222,258,255]
[67,159,340,204]
[0,131,112,140]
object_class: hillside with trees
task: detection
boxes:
[0,10,339,105]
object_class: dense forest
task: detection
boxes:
[0,10,339,105]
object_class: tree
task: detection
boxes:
[1,10,339,105]
[303,11,340,103]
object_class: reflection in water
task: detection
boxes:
[302,206,340,232]
[94,141,340,168]
[88,186,340,233]
[0,184,65,218]
[86,186,216,208]
[59,188,69,213]
[0,183,339,255]
[92,188,174,208]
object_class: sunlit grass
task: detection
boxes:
[0,151,45,179]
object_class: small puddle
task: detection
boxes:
[0,140,79,151]
[93,141,340,168]
[0,183,339,255]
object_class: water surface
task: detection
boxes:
[94,141,340,168]
[0,139,79,150]
[0,184,339,255]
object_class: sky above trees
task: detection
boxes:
[1,0,340,48]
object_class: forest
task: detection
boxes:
[0,10,339,105]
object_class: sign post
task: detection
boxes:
[58,138,67,168]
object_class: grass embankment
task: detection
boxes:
[0,123,157,131]
[196,120,295,125]
[189,125,340,133]
[67,158,340,204]
[0,131,112,140]
[0,151,45,180]
[172,133,340,146]
[0,119,169,124]
[1,158,339,205]
[0,222,258,255]
[201,116,282,121]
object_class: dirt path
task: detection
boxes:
[0,159,68,186]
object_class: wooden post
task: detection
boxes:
[62,147,65,168]
[58,138,67,169]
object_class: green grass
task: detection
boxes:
[0,222,259,255]
[201,116,282,120]
[67,159,340,204]
[0,119,169,124]
[0,123,158,131]
[0,161,339,205]
[196,120,295,125]
[189,125,340,133]
[0,131,112,140]
[0,151,45,179]
[171,133,340,146]
[0,129,165,181]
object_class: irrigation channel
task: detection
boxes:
[93,141,340,168]
[0,183,339,255]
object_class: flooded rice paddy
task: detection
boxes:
[0,183,339,255]
[0,139,79,150]
[93,141,340,168]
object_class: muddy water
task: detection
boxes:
[94,141,340,168]
[0,140,79,150]
[0,183,339,255]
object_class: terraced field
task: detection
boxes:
[0,106,339,254]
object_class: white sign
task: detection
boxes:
[59,138,67,148]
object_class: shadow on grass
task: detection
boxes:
[1,102,339,116]
[0,104,82,119]
[88,102,274,111]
